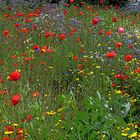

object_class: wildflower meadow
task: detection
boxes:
[0,1,140,140]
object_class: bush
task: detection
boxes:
[66,0,129,7]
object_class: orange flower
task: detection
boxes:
[0,78,3,83]
[106,30,112,36]
[20,28,28,34]
[76,37,81,43]
[41,46,47,53]
[134,67,140,73]
[73,55,78,61]
[32,91,39,97]
[77,64,83,70]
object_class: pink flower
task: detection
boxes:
[118,27,124,34]
[99,0,103,5]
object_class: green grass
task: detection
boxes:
[0,3,140,140]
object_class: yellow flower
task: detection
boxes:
[96,65,101,69]
[76,78,79,81]
[130,98,137,103]
[122,127,130,132]
[137,34,140,39]
[78,70,85,75]
[57,107,65,113]
[12,123,18,127]
[121,133,128,137]
[97,44,101,47]
[44,111,56,116]
[128,132,137,138]
[101,134,106,140]
[115,90,121,94]
[4,131,13,135]
[89,71,94,75]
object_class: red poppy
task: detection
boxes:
[86,6,91,10]
[92,18,99,25]
[80,2,85,5]
[98,29,104,36]
[11,94,21,106]
[8,71,21,81]
[73,55,78,61]
[25,57,31,61]
[64,10,68,15]
[65,3,69,7]
[121,75,127,80]
[70,0,74,3]
[0,78,3,83]
[32,45,39,50]
[115,42,122,48]
[3,137,10,140]
[45,31,51,38]
[99,0,103,4]
[124,54,132,62]
[58,33,66,40]
[105,51,116,58]
[112,83,116,87]
[46,48,53,53]
[69,31,73,36]
[114,73,121,79]
[50,32,55,37]
[2,30,9,36]
[71,27,76,32]
[32,91,39,97]
[79,12,83,16]
[5,126,14,131]
[26,114,32,121]
[112,17,118,22]
[22,53,26,56]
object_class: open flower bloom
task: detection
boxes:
[118,27,124,34]
[92,18,99,25]
[11,94,21,106]
[8,70,21,81]
[105,51,116,58]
